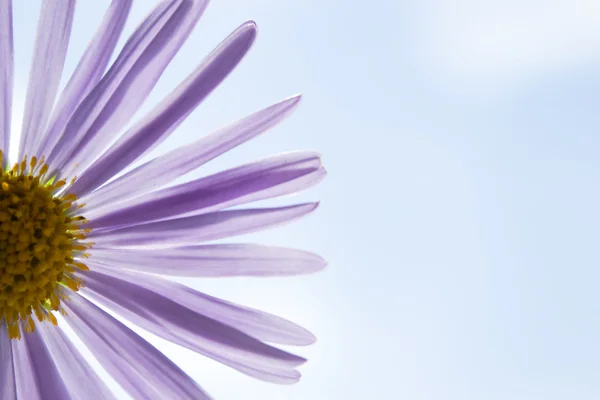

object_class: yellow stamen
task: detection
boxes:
[0,155,91,340]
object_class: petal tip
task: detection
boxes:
[242,20,258,34]
[307,201,320,212]
[314,255,328,272]
[302,330,318,345]
[285,93,302,106]
[303,252,327,275]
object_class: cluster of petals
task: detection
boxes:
[0,1,325,399]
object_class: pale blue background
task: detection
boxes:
[9,1,600,399]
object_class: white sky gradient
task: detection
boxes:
[423,0,600,86]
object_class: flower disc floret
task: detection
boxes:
[0,152,91,339]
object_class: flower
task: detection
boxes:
[0,1,326,398]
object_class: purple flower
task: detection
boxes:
[0,1,326,398]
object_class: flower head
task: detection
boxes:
[0,153,91,340]
[0,1,325,398]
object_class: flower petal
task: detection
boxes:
[18,0,75,160]
[86,151,325,229]
[91,203,318,247]
[0,325,16,400]
[50,0,209,178]
[11,336,38,399]
[46,0,182,173]
[91,243,325,277]
[12,329,72,400]
[0,0,13,159]
[37,323,114,400]
[210,358,301,383]
[81,94,301,212]
[80,270,306,383]
[83,264,317,345]
[71,21,257,198]
[63,293,211,400]
[35,0,133,159]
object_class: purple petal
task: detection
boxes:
[11,336,38,399]
[12,329,72,400]
[0,1,13,159]
[0,325,16,400]
[91,243,326,277]
[35,0,132,159]
[83,264,317,345]
[80,270,306,383]
[70,21,257,198]
[91,202,318,247]
[18,0,75,160]
[81,94,301,211]
[86,151,325,229]
[63,293,211,400]
[37,323,114,400]
[210,358,301,383]
[46,0,182,173]
[50,0,209,178]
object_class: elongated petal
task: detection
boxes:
[91,243,325,277]
[37,323,115,400]
[47,0,183,173]
[51,0,210,178]
[64,0,211,177]
[0,1,13,159]
[80,270,306,383]
[19,0,75,159]
[12,329,72,400]
[84,264,317,345]
[71,21,257,197]
[63,293,211,400]
[81,94,301,211]
[0,325,16,400]
[208,356,301,383]
[86,151,325,229]
[92,203,318,247]
[35,0,132,158]
[11,337,39,399]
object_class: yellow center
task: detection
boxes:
[0,152,91,340]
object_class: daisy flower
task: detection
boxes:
[0,1,326,398]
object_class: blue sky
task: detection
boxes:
[9,1,600,399]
